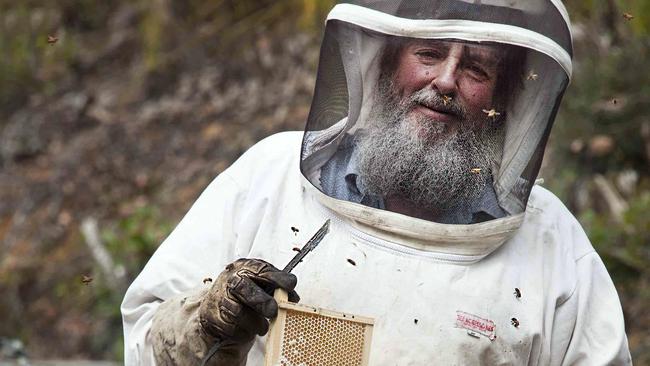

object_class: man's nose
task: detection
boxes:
[431,57,460,96]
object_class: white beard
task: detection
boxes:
[356,80,504,212]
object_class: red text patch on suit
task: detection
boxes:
[456,311,497,340]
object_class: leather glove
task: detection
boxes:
[199,258,300,345]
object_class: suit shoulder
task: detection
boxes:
[247,131,303,158]
[526,185,569,214]
[525,185,595,261]
[223,131,303,187]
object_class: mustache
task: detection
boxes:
[404,89,467,120]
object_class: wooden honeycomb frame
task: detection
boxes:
[264,289,374,366]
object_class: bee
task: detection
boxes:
[526,70,539,81]
[442,95,453,106]
[292,247,301,252]
[203,277,213,284]
[514,288,521,299]
[414,319,419,325]
[511,318,520,328]
[470,168,482,174]
[81,275,93,285]
[347,258,357,266]
[47,35,58,45]
[482,108,501,120]
[611,98,618,105]
[623,13,634,21]
[291,226,299,236]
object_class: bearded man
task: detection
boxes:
[122,1,632,365]
[321,38,525,224]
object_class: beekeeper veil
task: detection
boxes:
[301,0,572,224]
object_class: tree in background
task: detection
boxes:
[550,0,650,362]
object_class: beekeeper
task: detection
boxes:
[122,1,632,365]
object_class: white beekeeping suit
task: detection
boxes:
[122,1,632,365]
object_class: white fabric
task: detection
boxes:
[327,3,572,77]
[122,132,631,365]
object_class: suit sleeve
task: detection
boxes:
[553,252,632,366]
[120,171,247,365]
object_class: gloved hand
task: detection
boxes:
[199,258,300,346]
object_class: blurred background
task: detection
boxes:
[0,0,648,364]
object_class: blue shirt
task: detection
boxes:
[319,136,507,224]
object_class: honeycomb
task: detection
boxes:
[277,309,367,366]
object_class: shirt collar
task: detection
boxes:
[343,140,505,224]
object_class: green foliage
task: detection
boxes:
[554,37,649,173]
[566,0,650,36]
[0,0,332,121]
[89,205,172,360]
[140,2,165,72]
[102,205,173,278]
[0,0,117,117]
[617,192,650,272]
[552,3,650,361]
[0,5,49,114]
[580,192,650,275]
[619,0,650,35]
[545,169,579,205]
[296,0,337,30]
[173,0,335,54]
[174,0,335,31]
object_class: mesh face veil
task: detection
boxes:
[301,0,572,224]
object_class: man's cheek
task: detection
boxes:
[463,86,494,112]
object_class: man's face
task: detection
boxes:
[356,39,506,213]
[391,39,501,137]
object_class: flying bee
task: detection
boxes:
[514,288,521,298]
[511,318,520,328]
[442,95,453,106]
[81,275,93,285]
[47,35,58,45]
[623,13,634,21]
[482,108,501,120]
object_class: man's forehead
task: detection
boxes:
[405,39,502,64]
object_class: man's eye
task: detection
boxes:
[465,64,490,80]
[416,50,443,60]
